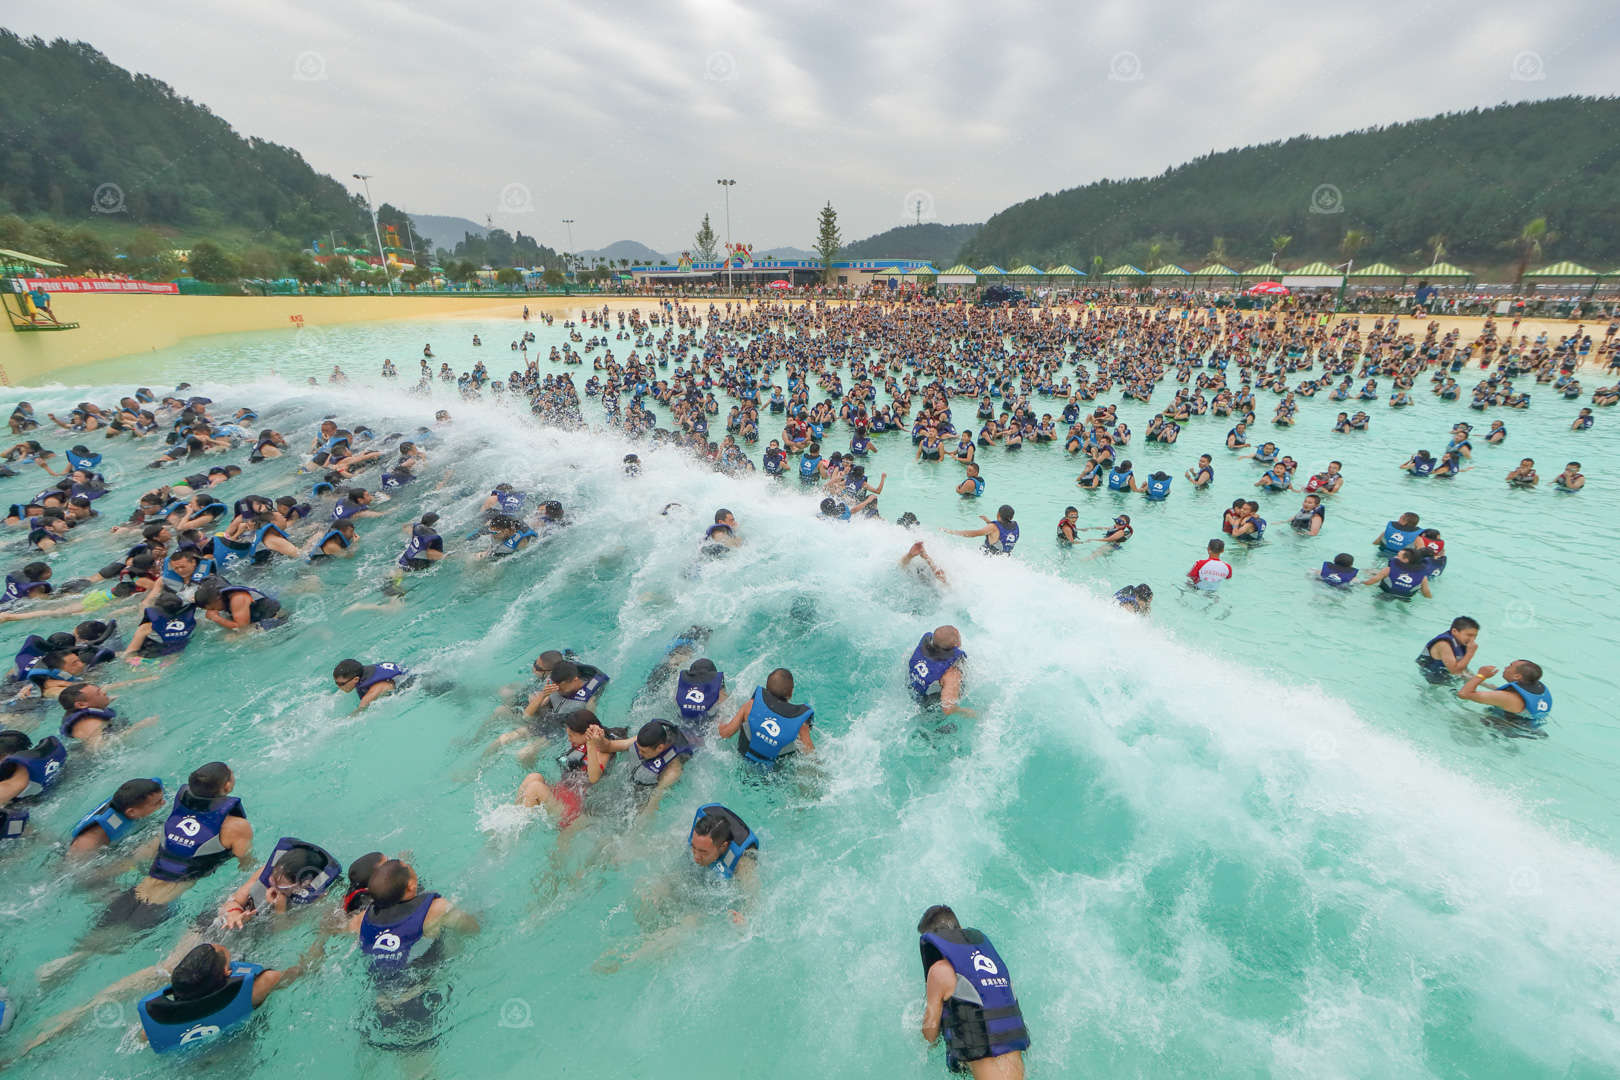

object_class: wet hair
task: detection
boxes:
[41,650,75,671]
[996,504,1015,523]
[187,761,232,798]
[1450,616,1479,632]
[713,508,731,524]
[171,944,229,1001]
[333,659,364,682]
[1332,552,1355,568]
[765,667,794,699]
[368,860,414,908]
[1135,584,1153,600]
[917,904,961,935]
[550,660,580,685]
[1512,660,1545,690]
[691,810,733,847]
[20,561,50,582]
[111,777,163,814]
[151,590,189,616]
[1208,538,1225,555]
[347,851,385,889]
[488,515,523,533]
[45,631,77,651]
[636,721,672,749]
[419,512,439,528]
[563,709,599,735]
[1398,512,1420,527]
[896,512,919,528]
[535,650,564,671]
[57,684,93,710]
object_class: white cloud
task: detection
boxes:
[8,0,1619,252]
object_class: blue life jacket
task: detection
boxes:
[963,477,984,498]
[1378,522,1415,553]
[1106,468,1131,491]
[908,633,965,698]
[689,803,758,878]
[677,668,725,719]
[61,705,119,739]
[1501,681,1553,728]
[66,449,102,471]
[12,634,50,681]
[630,721,694,786]
[380,470,414,490]
[359,891,442,972]
[1,737,67,799]
[739,687,814,765]
[331,499,369,522]
[850,436,870,456]
[140,605,197,655]
[356,662,411,698]
[919,928,1031,1070]
[1146,476,1171,500]
[1416,631,1464,674]
[137,960,264,1054]
[495,529,537,555]
[1380,560,1428,597]
[763,451,784,476]
[799,454,821,480]
[986,520,1019,555]
[1319,561,1357,587]
[160,553,214,590]
[307,528,351,560]
[3,573,52,605]
[248,836,342,909]
[71,778,162,846]
[490,488,527,514]
[398,525,443,568]
[149,787,246,881]
[1411,456,1436,477]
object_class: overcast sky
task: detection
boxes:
[11,1,1620,253]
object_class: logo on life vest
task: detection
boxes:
[43,759,62,779]
[164,620,188,633]
[684,688,707,704]
[179,1023,221,1044]
[175,816,201,837]
[759,718,781,738]
[913,661,930,681]
[372,930,403,954]
[972,952,999,976]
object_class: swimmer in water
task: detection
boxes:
[942,505,1019,556]
[918,903,1030,1079]
[1505,458,1538,488]
[1415,615,1479,683]
[900,541,949,586]
[1114,583,1152,614]
[1056,506,1080,545]
[1187,538,1233,591]
[1457,659,1552,732]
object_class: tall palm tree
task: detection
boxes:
[1147,241,1163,269]
[1511,218,1549,281]
[1206,236,1229,264]
[1426,234,1447,266]
[1270,235,1292,264]
[1339,228,1368,263]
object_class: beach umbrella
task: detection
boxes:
[1246,281,1289,296]
[767,280,792,289]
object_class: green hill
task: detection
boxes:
[841,222,980,265]
[960,97,1620,273]
[0,31,374,248]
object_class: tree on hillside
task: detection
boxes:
[187,240,238,282]
[1510,218,1551,281]
[694,214,719,262]
[495,267,521,287]
[815,202,842,282]
[1146,241,1163,268]
[1206,236,1230,264]
[1339,228,1368,263]
[1426,234,1447,266]
[1270,234,1292,264]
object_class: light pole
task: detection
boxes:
[716,179,735,292]
[352,173,394,295]
[561,218,575,280]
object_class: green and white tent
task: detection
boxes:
[1410,262,1472,278]
[1347,262,1407,279]
[1007,264,1045,277]
[1103,264,1147,277]
[1145,264,1188,277]
[1289,261,1339,277]
[1523,260,1600,279]
[976,265,1006,276]
[1242,262,1283,277]
[1045,264,1086,277]
[1191,263,1238,278]
[937,264,979,285]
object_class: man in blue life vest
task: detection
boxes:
[907,625,969,716]
[1457,659,1553,732]
[919,904,1030,1078]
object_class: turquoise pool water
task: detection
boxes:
[3,311,1618,1078]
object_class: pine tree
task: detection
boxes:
[694,214,719,262]
[815,202,842,282]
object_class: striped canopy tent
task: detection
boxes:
[976,265,1006,277]
[872,267,906,278]
[1045,264,1086,277]
[906,265,938,277]
[1289,261,1340,276]
[0,247,67,270]
[937,263,979,285]
[1347,262,1407,279]
[1103,263,1147,277]
[1523,260,1601,280]
[1410,261,1472,278]
[1145,264,1189,278]
[1191,263,1238,279]
[1242,262,1283,278]
[1006,264,1045,279]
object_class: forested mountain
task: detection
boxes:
[841,222,981,264]
[0,31,372,245]
[961,97,1620,271]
